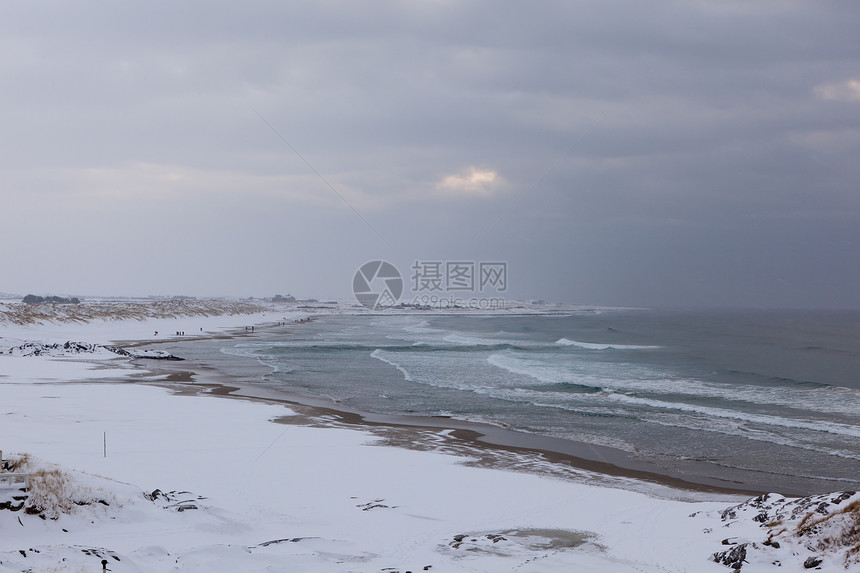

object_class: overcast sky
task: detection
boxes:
[2,1,859,308]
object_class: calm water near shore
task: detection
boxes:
[162,309,860,495]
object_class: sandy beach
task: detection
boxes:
[2,303,858,572]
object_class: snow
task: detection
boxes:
[0,303,287,346]
[2,382,730,572]
[0,303,854,572]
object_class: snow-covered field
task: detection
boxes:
[1,301,857,572]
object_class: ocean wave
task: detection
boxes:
[722,368,824,388]
[370,348,414,381]
[486,352,860,418]
[460,382,860,458]
[639,416,860,463]
[483,386,860,461]
[604,392,860,439]
[555,338,662,350]
[260,340,553,354]
[444,332,513,346]
[220,345,259,358]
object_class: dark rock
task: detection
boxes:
[714,543,748,570]
[10,341,99,356]
[104,346,184,360]
[0,501,25,512]
[258,537,315,547]
[721,508,738,521]
[830,491,855,505]
[104,346,133,357]
[803,556,822,568]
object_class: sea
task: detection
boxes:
[171,308,860,495]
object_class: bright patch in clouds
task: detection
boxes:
[438,167,500,196]
[814,79,860,102]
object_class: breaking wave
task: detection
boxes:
[555,338,662,350]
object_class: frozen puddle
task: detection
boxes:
[444,527,601,556]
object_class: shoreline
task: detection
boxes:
[124,318,778,498]
[6,309,860,571]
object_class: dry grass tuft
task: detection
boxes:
[27,467,116,520]
[3,455,116,520]
[795,498,860,567]
[27,469,77,519]
[1,452,30,472]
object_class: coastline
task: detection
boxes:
[127,319,786,497]
[5,307,859,571]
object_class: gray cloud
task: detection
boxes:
[1,1,858,307]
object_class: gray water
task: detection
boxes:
[179,309,860,493]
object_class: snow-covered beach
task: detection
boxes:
[2,301,858,572]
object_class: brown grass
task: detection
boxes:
[26,469,76,519]
[1,452,30,472]
[4,456,115,520]
[794,498,860,567]
[0,299,268,326]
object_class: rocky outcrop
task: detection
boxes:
[103,346,184,360]
[713,542,748,570]
[712,491,860,570]
[5,341,100,356]
[2,341,183,360]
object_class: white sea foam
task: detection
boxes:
[555,338,662,350]
[385,321,449,345]
[603,392,860,439]
[486,352,658,388]
[486,351,860,417]
[443,332,505,346]
[479,385,860,461]
[220,344,260,358]
[403,320,442,334]
[638,414,860,462]
[466,360,860,456]
[370,348,414,381]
